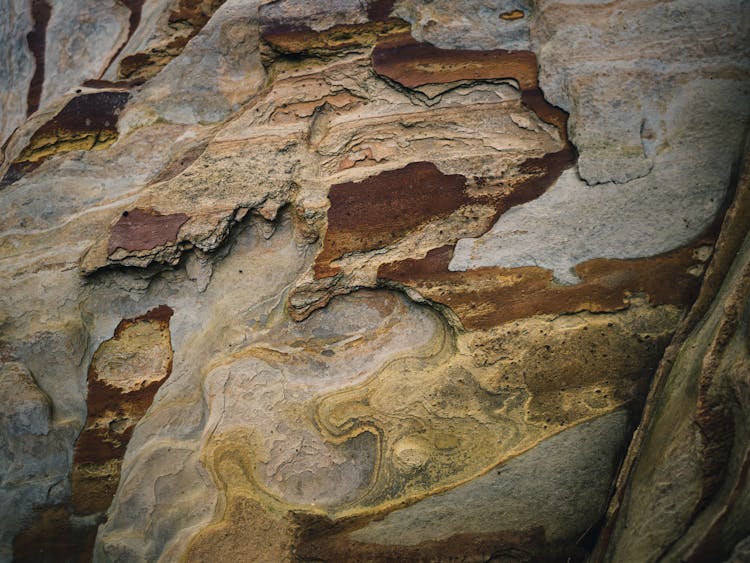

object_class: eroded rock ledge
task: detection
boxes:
[1,1,749,562]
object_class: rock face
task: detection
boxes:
[594,140,750,562]
[0,1,748,562]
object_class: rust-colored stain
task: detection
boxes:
[367,0,397,21]
[500,9,525,21]
[315,162,468,277]
[261,20,409,59]
[13,505,97,563]
[314,148,575,278]
[378,243,707,329]
[308,33,580,325]
[107,208,189,255]
[485,146,577,224]
[26,0,52,116]
[99,0,145,79]
[2,91,130,188]
[71,305,174,516]
[32,91,129,137]
[120,0,145,40]
[82,78,145,88]
[15,307,176,562]
[372,33,570,139]
[521,86,570,142]
[372,33,538,90]
[118,0,226,80]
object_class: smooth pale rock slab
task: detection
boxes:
[350,409,629,547]
[0,0,34,149]
[0,363,71,562]
[119,0,267,129]
[450,78,750,283]
[41,0,130,108]
[531,0,750,185]
[393,0,532,51]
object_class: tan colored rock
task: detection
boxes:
[0,0,749,561]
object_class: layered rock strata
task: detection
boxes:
[0,0,749,562]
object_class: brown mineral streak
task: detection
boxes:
[372,33,570,139]
[314,162,468,276]
[32,91,130,137]
[378,242,706,329]
[26,0,52,116]
[15,91,130,165]
[73,376,171,466]
[71,305,174,515]
[259,0,406,58]
[372,33,538,90]
[314,147,575,278]
[261,20,409,58]
[367,0,397,21]
[99,0,145,78]
[2,91,131,187]
[13,505,98,563]
[107,208,189,254]
[311,33,575,280]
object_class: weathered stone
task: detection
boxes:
[593,141,750,562]
[1,0,749,561]
[41,1,130,109]
[2,90,130,187]
[0,361,71,562]
[108,208,189,255]
[71,304,174,516]
[259,0,407,61]
[380,238,710,329]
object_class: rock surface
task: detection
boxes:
[0,0,748,562]
[594,139,750,563]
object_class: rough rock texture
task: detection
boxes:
[593,140,750,562]
[0,0,749,562]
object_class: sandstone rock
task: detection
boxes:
[40,0,130,108]
[0,0,749,561]
[0,0,34,149]
[0,363,70,562]
[594,139,750,562]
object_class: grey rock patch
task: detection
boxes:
[450,78,750,282]
[393,0,532,51]
[350,409,629,546]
